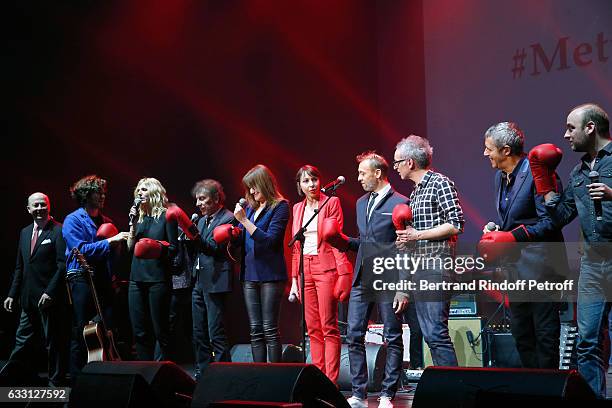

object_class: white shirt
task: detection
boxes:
[368,183,392,220]
[302,204,318,255]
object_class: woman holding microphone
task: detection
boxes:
[127,177,183,361]
[288,165,352,384]
[233,164,290,363]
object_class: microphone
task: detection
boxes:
[321,176,346,193]
[129,197,142,226]
[178,213,201,240]
[231,198,249,226]
[466,330,475,345]
[485,222,498,232]
[588,171,603,221]
[288,293,297,303]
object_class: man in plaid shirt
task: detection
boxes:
[394,135,464,367]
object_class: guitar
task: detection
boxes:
[71,248,121,362]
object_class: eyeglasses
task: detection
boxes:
[392,158,408,168]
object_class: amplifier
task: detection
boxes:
[559,322,578,370]
[366,324,411,362]
[450,294,477,316]
[423,317,483,367]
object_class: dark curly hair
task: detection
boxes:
[70,175,107,206]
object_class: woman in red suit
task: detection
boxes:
[289,165,352,384]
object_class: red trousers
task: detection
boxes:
[303,255,340,384]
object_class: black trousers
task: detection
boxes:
[10,304,70,385]
[192,283,230,377]
[128,281,171,361]
[154,287,193,362]
[509,301,560,368]
[242,281,284,363]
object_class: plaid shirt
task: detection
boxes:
[410,170,464,245]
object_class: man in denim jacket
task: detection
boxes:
[529,103,612,398]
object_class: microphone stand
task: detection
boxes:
[288,187,339,363]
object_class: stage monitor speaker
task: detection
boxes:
[423,317,483,367]
[412,366,596,407]
[0,359,47,387]
[192,362,349,408]
[70,372,154,408]
[71,361,195,408]
[337,343,386,392]
[230,344,304,363]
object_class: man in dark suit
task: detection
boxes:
[191,179,234,379]
[327,151,409,408]
[3,192,69,386]
[481,122,566,368]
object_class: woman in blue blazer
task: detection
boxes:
[233,164,290,363]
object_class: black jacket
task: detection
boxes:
[9,219,67,310]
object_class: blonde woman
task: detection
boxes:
[233,165,290,363]
[127,178,179,361]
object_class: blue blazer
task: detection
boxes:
[493,158,567,280]
[63,207,113,276]
[347,187,409,285]
[240,200,290,282]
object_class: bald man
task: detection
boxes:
[3,193,69,387]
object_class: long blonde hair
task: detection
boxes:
[134,177,168,222]
[242,164,285,209]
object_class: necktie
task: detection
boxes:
[366,192,378,223]
[205,216,212,229]
[31,224,38,255]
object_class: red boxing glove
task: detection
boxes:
[392,204,413,230]
[334,273,352,302]
[97,223,119,240]
[528,143,563,195]
[477,226,529,262]
[212,224,241,244]
[166,204,199,240]
[320,218,349,252]
[134,238,170,259]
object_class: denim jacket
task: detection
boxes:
[546,141,612,246]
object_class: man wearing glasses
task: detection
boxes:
[393,135,464,368]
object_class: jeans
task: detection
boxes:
[402,301,423,369]
[346,284,403,399]
[412,270,458,367]
[577,257,612,398]
[242,280,284,363]
[128,281,171,361]
[68,274,113,381]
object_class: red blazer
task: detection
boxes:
[291,194,352,278]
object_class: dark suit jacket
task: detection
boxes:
[9,219,67,310]
[494,158,568,281]
[194,208,234,293]
[240,200,290,282]
[347,186,409,285]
